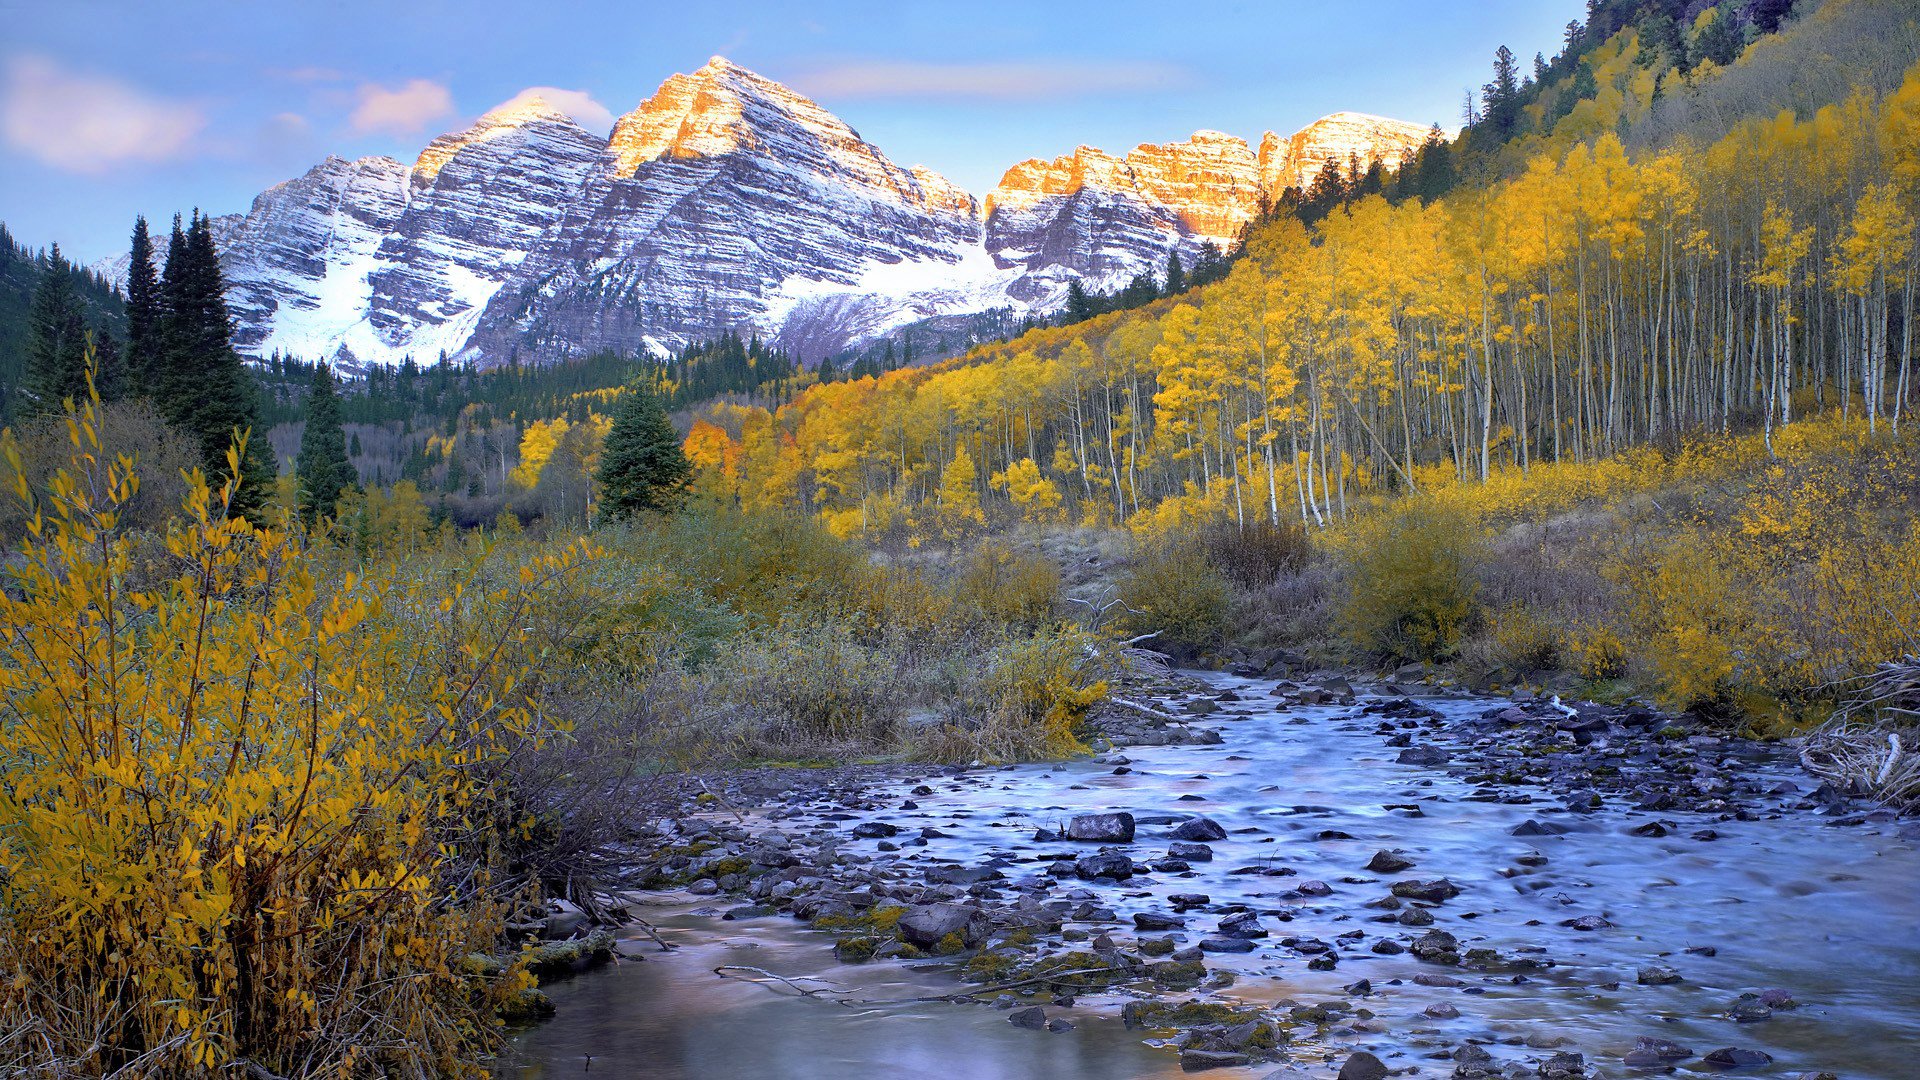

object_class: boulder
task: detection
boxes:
[897,904,989,949]
[1067,812,1136,843]
[1170,816,1228,841]
[1338,1051,1389,1080]
[1074,850,1135,880]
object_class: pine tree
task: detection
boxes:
[295,364,355,523]
[1482,45,1521,140]
[159,211,274,514]
[1064,279,1095,323]
[24,246,92,413]
[597,383,691,518]
[1163,252,1187,295]
[123,216,162,398]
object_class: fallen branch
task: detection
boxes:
[876,967,1123,1003]
[1109,697,1186,724]
[714,965,859,1006]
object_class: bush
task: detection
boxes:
[1117,539,1230,658]
[917,627,1109,763]
[729,623,906,749]
[1487,603,1563,675]
[1340,503,1484,662]
[0,398,573,1077]
[1197,519,1311,589]
[955,543,1063,629]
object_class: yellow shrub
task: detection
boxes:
[0,394,586,1077]
[1338,503,1484,662]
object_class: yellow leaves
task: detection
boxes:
[0,386,590,1076]
[1833,183,1916,295]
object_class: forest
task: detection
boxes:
[2,0,1919,1077]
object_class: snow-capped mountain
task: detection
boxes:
[96,58,1434,367]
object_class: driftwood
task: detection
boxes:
[1804,655,1920,812]
[1108,697,1186,724]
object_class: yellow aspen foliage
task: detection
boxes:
[0,385,591,1077]
[993,456,1063,523]
[936,443,985,539]
[510,417,570,489]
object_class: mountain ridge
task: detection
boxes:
[94,58,1435,367]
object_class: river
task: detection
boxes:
[499,674,1920,1079]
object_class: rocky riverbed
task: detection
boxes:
[497,667,1920,1079]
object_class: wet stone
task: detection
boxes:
[1703,1047,1774,1068]
[1067,812,1136,843]
[1366,850,1415,873]
[1171,816,1229,841]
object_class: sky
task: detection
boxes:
[1,0,1584,264]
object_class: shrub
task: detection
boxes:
[1117,540,1229,658]
[729,623,905,749]
[1575,624,1630,681]
[1198,519,1311,590]
[1339,503,1484,662]
[918,627,1110,763]
[0,397,578,1077]
[955,543,1063,629]
[1487,603,1563,674]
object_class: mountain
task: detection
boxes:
[96,59,1431,367]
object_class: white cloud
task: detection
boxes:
[489,86,614,130]
[2,54,206,174]
[349,78,454,136]
[796,59,1188,101]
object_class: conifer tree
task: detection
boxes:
[123,216,162,398]
[1163,252,1187,296]
[596,383,691,518]
[159,211,274,514]
[1064,279,1095,323]
[24,246,91,413]
[295,364,355,523]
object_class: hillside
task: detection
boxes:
[0,223,126,421]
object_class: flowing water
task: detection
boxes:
[501,675,1920,1079]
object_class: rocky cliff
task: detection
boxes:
[97,61,1434,366]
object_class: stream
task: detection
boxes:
[499,674,1920,1079]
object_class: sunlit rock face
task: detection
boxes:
[96,61,1432,367]
[982,116,1430,310]
[1256,111,1433,193]
[983,132,1265,306]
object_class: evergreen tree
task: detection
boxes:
[159,211,274,514]
[295,364,355,522]
[597,383,691,518]
[1414,127,1457,203]
[24,246,91,413]
[1694,6,1743,67]
[1482,45,1522,140]
[123,215,162,398]
[1163,252,1187,295]
[1064,279,1095,323]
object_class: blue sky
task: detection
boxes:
[2,0,1583,263]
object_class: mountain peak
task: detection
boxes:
[413,92,597,184]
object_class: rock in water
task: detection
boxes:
[1007,1006,1047,1030]
[1366,850,1414,873]
[897,904,989,949]
[1703,1047,1774,1067]
[1074,851,1136,880]
[1337,1051,1388,1080]
[1170,816,1228,841]
[1067,812,1136,842]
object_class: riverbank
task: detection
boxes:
[497,664,1918,1079]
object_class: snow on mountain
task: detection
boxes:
[100,61,1434,367]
